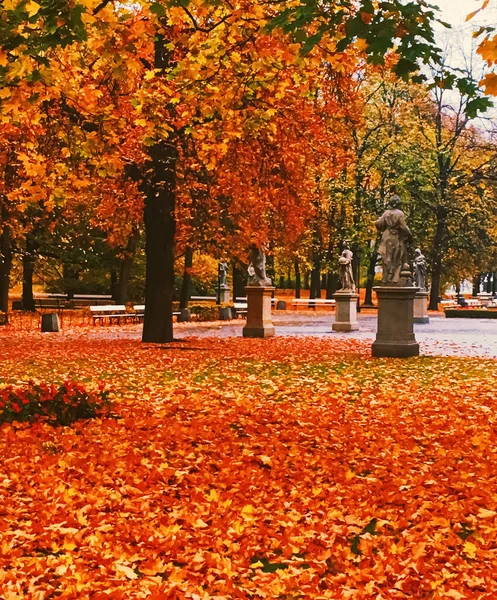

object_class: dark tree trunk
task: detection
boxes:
[111,268,118,302]
[266,254,275,287]
[278,275,285,289]
[486,273,492,294]
[364,250,378,306]
[321,273,327,291]
[22,236,36,311]
[310,264,321,300]
[180,246,193,310]
[0,222,12,316]
[428,211,446,311]
[142,139,178,343]
[287,267,293,290]
[116,232,139,305]
[326,273,339,299]
[492,273,497,296]
[304,270,310,290]
[233,263,246,299]
[294,259,301,299]
[472,274,480,297]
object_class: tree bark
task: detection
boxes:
[233,263,246,300]
[326,273,339,299]
[428,209,446,311]
[364,250,378,306]
[116,231,139,305]
[294,259,301,299]
[22,236,36,311]
[310,263,321,300]
[472,274,480,297]
[0,222,12,316]
[180,246,193,310]
[142,139,178,343]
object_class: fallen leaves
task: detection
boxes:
[0,333,497,597]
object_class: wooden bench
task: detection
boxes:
[291,298,336,309]
[90,305,129,325]
[191,296,217,302]
[71,294,114,308]
[440,299,458,309]
[132,304,145,321]
[34,295,67,310]
[233,302,248,317]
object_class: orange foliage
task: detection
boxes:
[1,334,497,597]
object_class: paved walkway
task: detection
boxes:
[173,312,497,358]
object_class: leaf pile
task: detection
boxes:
[0,334,497,598]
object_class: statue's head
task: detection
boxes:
[389,194,402,209]
[414,248,421,256]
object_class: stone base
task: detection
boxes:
[372,340,420,358]
[414,316,430,324]
[413,291,429,324]
[372,286,419,358]
[243,286,275,338]
[243,326,275,338]
[41,313,60,332]
[219,286,231,304]
[332,292,359,332]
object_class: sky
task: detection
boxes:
[432,0,485,27]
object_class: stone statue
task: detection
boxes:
[247,244,272,286]
[219,261,229,287]
[413,248,427,291]
[338,244,356,292]
[376,195,413,285]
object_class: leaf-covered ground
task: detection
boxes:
[1,334,497,599]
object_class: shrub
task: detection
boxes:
[0,381,111,426]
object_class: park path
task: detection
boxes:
[48,311,497,359]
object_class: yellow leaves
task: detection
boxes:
[0,50,9,68]
[463,541,478,559]
[115,562,139,580]
[24,0,41,17]
[477,507,497,518]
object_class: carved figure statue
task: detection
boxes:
[219,261,229,287]
[376,195,413,284]
[247,245,272,286]
[338,244,356,292]
[413,248,427,291]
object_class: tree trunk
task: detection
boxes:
[180,246,193,310]
[116,232,139,305]
[326,273,339,299]
[142,139,178,343]
[0,222,12,316]
[364,250,378,306]
[472,274,480,297]
[294,259,301,299]
[428,212,446,311]
[22,237,36,311]
[233,263,246,300]
[310,264,321,300]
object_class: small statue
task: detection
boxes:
[413,248,427,291]
[247,244,272,286]
[219,261,229,287]
[376,195,413,285]
[338,244,356,292]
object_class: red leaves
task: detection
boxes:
[0,334,497,596]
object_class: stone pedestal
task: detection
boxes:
[41,313,59,332]
[219,285,231,304]
[243,286,275,338]
[332,292,359,332]
[413,291,429,323]
[372,286,419,357]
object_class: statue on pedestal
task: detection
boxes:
[247,245,272,286]
[376,195,413,285]
[413,249,427,291]
[219,261,229,287]
[338,244,356,292]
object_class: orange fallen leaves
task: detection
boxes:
[0,334,497,597]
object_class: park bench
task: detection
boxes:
[233,302,248,317]
[466,298,483,307]
[34,294,67,310]
[235,296,280,306]
[440,299,458,309]
[71,294,114,308]
[90,305,130,325]
[132,304,145,321]
[191,295,217,302]
[291,298,336,309]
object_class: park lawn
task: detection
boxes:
[0,335,497,599]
